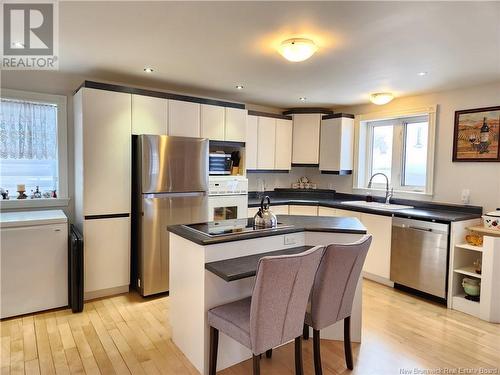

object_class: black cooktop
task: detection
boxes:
[185,218,292,237]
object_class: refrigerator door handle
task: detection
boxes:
[143,192,207,199]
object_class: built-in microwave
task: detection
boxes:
[209,153,232,175]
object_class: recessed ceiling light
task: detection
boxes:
[418,71,428,76]
[299,97,307,102]
[278,38,318,62]
[143,67,154,73]
[12,41,24,48]
[235,85,244,90]
[369,93,394,105]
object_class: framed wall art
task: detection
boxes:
[453,106,500,162]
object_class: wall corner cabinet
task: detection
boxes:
[291,113,322,165]
[319,115,354,174]
[74,87,131,300]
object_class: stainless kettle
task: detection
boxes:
[253,196,277,228]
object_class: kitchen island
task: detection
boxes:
[168,215,367,375]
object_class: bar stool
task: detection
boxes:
[207,246,324,375]
[303,235,372,374]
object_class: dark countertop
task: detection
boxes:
[168,215,367,245]
[248,191,482,223]
[205,245,314,282]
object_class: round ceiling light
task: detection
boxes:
[278,38,318,62]
[369,92,394,105]
[143,67,154,73]
[235,85,244,90]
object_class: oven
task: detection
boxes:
[208,177,248,221]
[209,153,232,175]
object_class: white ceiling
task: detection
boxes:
[35,2,500,107]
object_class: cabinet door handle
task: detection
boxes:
[55,229,61,232]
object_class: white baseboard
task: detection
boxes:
[84,285,129,301]
[362,271,394,287]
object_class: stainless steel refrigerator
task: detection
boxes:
[133,135,209,296]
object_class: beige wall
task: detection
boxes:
[336,81,500,212]
[2,70,499,213]
[249,82,500,212]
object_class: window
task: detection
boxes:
[355,107,436,195]
[0,90,67,201]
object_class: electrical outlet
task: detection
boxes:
[284,234,298,245]
[461,189,470,204]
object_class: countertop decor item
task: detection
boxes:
[483,211,500,230]
[253,196,277,229]
[0,188,9,200]
[465,233,484,246]
[452,106,500,162]
[462,277,481,299]
[17,190,27,199]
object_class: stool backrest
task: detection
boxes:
[249,246,324,355]
[309,235,372,330]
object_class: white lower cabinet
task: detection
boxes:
[318,207,337,217]
[83,217,131,299]
[334,208,361,218]
[1,222,68,318]
[289,205,318,216]
[248,207,259,217]
[272,205,289,215]
[359,213,392,281]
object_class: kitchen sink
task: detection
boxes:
[340,201,414,211]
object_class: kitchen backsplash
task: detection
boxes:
[247,167,353,192]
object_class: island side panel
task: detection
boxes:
[305,231,365,343]
[169,233,207,374]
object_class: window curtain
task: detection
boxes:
[0,99,57,160]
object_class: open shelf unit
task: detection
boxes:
[454,266,482,278]
[448,219,500,322]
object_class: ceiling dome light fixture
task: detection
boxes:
[235,85,244,90]
[299,97,307,102]
[278,38,318,62]
[418,71,428,76]
[369,92,394,105]
[143,67,154,73]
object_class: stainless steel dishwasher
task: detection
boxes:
[390,217,449,299]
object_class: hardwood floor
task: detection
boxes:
[1,280,499,375]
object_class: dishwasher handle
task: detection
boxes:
[408,226,433,232]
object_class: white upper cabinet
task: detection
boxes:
[257,116,276,169]
[80,88,131,215]
[131,95,168,135]
[246,115,258,170]
[292,113,322,164]
[168,100,200,137]
[275,118,293,170]
[320,115,354,173]
[225,107,247,142]
[201,104,225,140]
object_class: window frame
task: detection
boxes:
[353,106,437,197]
[0,89,68,208]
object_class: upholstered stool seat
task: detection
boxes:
[208,297,252,348]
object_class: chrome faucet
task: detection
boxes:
[367,173,393,204]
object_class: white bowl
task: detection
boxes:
[483,211,500,230]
